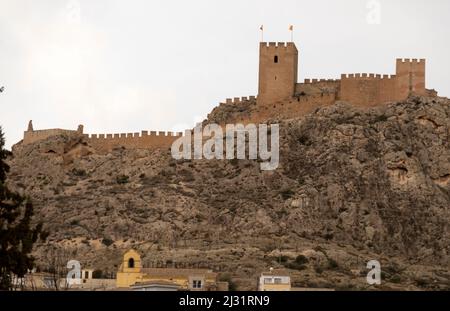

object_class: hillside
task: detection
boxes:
[6,95,450,290]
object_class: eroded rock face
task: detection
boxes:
[282,97,450,265]
[6,96,450,290]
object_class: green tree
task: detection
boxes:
[0,126,47,290]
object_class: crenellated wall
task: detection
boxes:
[337,59,426,107]
[85,131,183,152]
[221,96,257,104]
[258,42,432,107]
[22,122,183,153]
[85,130,183,153]
[302,78,340,84]
[339,73,397,107]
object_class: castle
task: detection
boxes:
[258,42,434,106]
[22,41,437,151]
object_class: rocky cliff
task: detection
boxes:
[6,96,450,290]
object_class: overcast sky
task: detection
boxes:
[1,0,449,148]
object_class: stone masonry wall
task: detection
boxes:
[396,58,426,99]
[23,129,79,144]
[85,131,183,153]
[321,59,426,107]
[339,73,397,107]
[239,93,337,124]
[23,127,182,153]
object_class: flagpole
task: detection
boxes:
[289,25,294,42]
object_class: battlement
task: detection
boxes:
[397,58,425,64]
[257,40,431,107]
[339,71,399,107]
[260,42,296,49]
[84,130,183,153]
[338,57,429,107]
[22,121,183,153]
[303,78,340,84]
[340,73,396,80]
[222,96,257,104]
[86,131,182,140]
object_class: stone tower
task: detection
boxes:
[27,120,33,132]
[122,249,142,273]
[395,58,426,100]
[258,42,298,105]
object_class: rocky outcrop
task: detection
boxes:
[7,96,450,290]
[281,97,449,264]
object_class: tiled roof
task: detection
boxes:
[132,280,181,287]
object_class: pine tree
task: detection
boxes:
[0,126,47,290]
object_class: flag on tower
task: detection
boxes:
[289,25,294,31]
[260,25,264,31]
[289,25,294,42]
[260,25,264,42]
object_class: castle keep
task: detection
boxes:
[258,42,298,104]
[22,41,436,151]
[257,42,431,106]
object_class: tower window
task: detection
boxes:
[128,258,135,268]
[274,55,278,63]
[193,280,202,289]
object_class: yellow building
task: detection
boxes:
[258,269,291,291]
[116,249,226,291]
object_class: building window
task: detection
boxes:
[274,55,278,63]
[193,280,202,289]
[128,258,135,268]
[264,278,273,284]
[274,278,282,284]
[85,271,89,279]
